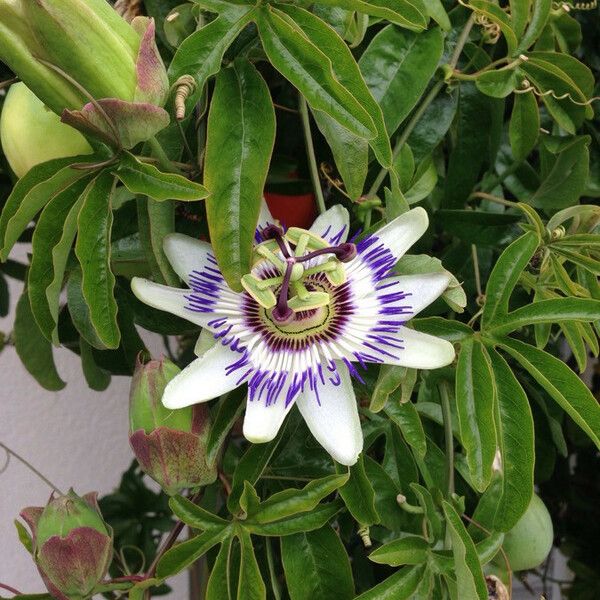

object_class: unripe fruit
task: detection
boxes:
[498,494,554,571]
[1,83,92,177]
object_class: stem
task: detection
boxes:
[0,441,64,495]
[469,191,517,208]
[266,538,282,600]
[0,582,22,595]
[147,136,180,174]
[438,383,455,497]
[0,77,18,91]
[368,15,475,198]
[471,244,482,298]
[299,95,326,214]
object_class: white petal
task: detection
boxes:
[131,277,215,328]
[378,327,455,369]
[296,362,363,466]
[257,197,276,230]
[374,207,429,263]
[375,272,451,317]
[309,205,350,244]
[163,233,214,285]
[162,343,241,408]
[243,394,295,444]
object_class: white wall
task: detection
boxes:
[0,251,188,597]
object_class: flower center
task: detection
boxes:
[241,225,356,325]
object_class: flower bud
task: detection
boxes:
[20,490,113,600]
[0,0,168,116]
[1,83,93,177]
[129,357,217,495]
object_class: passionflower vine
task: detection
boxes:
[131,205,455,465]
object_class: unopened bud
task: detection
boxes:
[129,356,217,495]
[20,490,113,600]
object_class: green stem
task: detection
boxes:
[438,382,455,498]
[266,538,282,600]
[147,136,180,174]
[299,95,326,214]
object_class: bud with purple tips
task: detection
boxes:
[20,490,113,600]
[129,356,217,496]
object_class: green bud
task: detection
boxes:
[0,0,86,113]
[129,356,217,495]
[23,0,140,102]
[20,490,113,600]
[129,356,190,433]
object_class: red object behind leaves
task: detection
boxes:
[264,191,317,229]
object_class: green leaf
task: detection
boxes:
[509,0,530,37]
[279,4,391,167]
[412,317,472,342]
[335,455,379,526]
[14,288,65,391]
[515,0,552,53]
[281,525,354,600]
[529,135,590,209]
[115,153,208,202]
[315,0,428,31]
[0,157,96,261]
[481,231,539,329]
[476,68,520,98]
[156,525,231,578]
[455,339,496,492]
[79,337,111,391]
[168,5,255,106]
[509,91,539,161]
[237,527,266,600]
[426,0,450,30]
[498,337,600,449]
[434,210,521,246]
[354,565,424,600]
[137,196,178,286]
[490,298,600,335]
[244,500,343,537]
[204,58,275,292]
[312,110,367,200]
[444,81,503,208]
[368,534,429,566]
[169,495,230,530]
[206,535,233,600]
[74,171,120,349]
[486,349,534,531]
[28,177,91,343]
[248,473,348,524]
[206,388,246,465]
[371,365,407,412]
[359,25,443,137]
[385,400,427,459]
[442,501,487,600]
[228,425,286,514]
[66,267,106,349]
[256,6,376,139]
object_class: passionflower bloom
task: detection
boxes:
[132,205,455,465]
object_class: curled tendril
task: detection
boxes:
[554,0,598,10]
[473,13,501,44]
[118,545,147,576]
[172,75,197,121]
[516,78,600,107]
